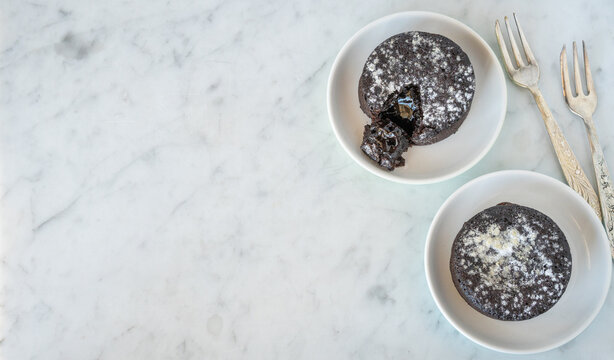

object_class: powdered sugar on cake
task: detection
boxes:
[452,205,572,320]
[361,32,475,134]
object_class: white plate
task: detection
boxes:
[327,11,506,184]
[425,170,612,354]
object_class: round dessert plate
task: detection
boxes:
[425,170,612,354]
[327,11,506,184]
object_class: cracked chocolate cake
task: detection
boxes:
[360,120,410,171]
[358,31,475,171]
[450,203,572,321]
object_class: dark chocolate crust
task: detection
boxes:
[360,120,410,171]
[450,203,572,321]
[358,31,475,145]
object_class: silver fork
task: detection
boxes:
[495,14,602,220]
[561,42,614,258]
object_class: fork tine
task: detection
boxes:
[583,41,595,94]
[504,16,525,67]
[513,13,536,64]
[560,45,574,100]
[495,20,516,73]
[572,42,584,96]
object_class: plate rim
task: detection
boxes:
[326,10,508,184]
[424,169,612,354]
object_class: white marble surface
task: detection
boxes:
[1,0,613,358]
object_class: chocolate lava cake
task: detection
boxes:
[358,31,475,171]
[450,203,572,321]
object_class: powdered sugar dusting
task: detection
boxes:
[451,204,572,321]
[361,32,475,135]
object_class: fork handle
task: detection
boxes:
[529,87,602,220]
[584,118,614,259]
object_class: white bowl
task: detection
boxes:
[327,11,506,184]
[425,170,612,354]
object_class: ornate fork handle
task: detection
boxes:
[584,118,614,257]
[529,87,603,220]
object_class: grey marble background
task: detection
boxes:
[1,0,613,359]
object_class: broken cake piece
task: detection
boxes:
[359,85,421,171]
[360,119,410,171]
